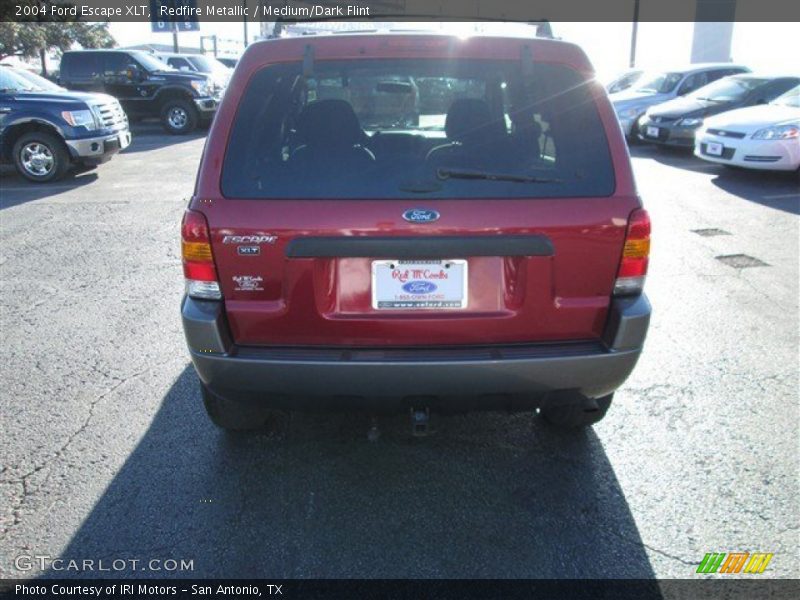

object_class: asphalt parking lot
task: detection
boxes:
[1,123,798,580]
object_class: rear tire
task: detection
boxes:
[12,131,71,183]
[161,99,198,135]
[540,394,613,429]
[200,383,273,431]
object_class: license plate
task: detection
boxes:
[646,125,660,138]
[705,141,723,156]
[119,132,131,149]
[372,260,467,310]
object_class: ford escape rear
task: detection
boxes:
[181,33,651,431]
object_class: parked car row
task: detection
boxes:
[1,49,234,182]
[609,63,751,138]
[608,65,799,171]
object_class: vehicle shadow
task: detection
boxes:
[710,169,799,215]
[628,144,713,174]
[122,121,208,154]
[0,166,99,210]
[49,366,660,581]
[629,144,799,214]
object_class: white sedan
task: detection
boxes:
[695,85,799,171]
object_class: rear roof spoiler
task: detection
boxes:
[271,20,556,40]
[529,20,554,39]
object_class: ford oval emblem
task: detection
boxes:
[403,208,440,223]
[402,281,437,294]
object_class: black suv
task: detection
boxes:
[59,50,224,134]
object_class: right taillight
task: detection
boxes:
[181,209,221,300]
[614,208,650,296]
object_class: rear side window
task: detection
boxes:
[760,78,800,102]
[678,72,708,95]
[62,53,100,80]
[167,57,192,70]
[690,76,769,102]
[221,59,615,199]
[712,68,746,80]
[103,53,130,77]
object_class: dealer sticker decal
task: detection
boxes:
[232,276,264,291]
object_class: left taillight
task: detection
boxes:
[181,209,221,300]
[614,208,650,296]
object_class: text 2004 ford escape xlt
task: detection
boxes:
[180,33,651,431]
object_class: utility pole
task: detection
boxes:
[629,0,640,67]
[172,21,179,53]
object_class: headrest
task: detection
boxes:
[445,98,500,142]
[294,99,365,147]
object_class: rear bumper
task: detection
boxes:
[182,294,651,411]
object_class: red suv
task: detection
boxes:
[181,33,651,431]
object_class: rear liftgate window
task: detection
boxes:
[222,59,615,199]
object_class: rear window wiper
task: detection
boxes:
[436,168,563,184]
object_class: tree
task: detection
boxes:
[0,15,115,75]
[0,23,46,60]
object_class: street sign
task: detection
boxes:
[150,0,200,33]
